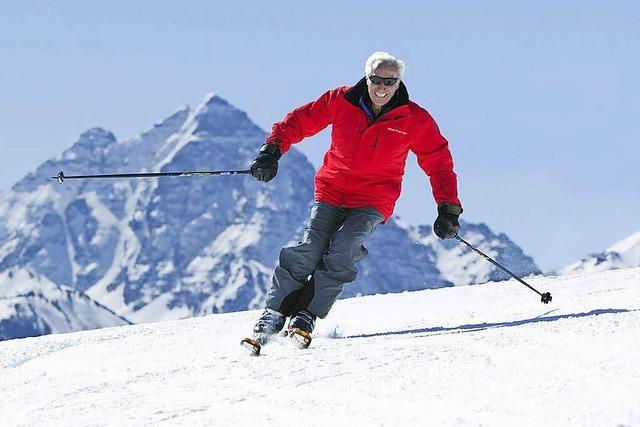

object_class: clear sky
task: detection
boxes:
[1,1,638,272]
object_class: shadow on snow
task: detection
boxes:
[338,308,636,340]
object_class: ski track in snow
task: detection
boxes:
[1,268,639,426]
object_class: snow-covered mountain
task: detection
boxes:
[0,268,130,340]
[560,231,640,275]
[1,268,638,426]
[1,94,312,329]
[0,93,540,340]
[410,219,539,286]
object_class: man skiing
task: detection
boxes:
[245,51,462,351]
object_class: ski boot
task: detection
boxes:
[241,308,285,356]
[287,310,316,349]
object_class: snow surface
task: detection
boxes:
[1,268,638,426]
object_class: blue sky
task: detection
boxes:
[1,1,638,271]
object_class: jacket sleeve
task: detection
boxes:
[265,88,340,154]
[410,112,462,207]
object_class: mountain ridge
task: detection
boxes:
[560,230,640,275]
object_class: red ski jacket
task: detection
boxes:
[266,78,461,221]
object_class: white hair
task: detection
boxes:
[365,51,405,78]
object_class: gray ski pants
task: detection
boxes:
[265,201,384,319]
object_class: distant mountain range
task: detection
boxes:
[559,231,640,275]
[0,267,130,339]
[0,93,540,340]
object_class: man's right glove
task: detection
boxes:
[251,143,282,182]
[433,204,463,239]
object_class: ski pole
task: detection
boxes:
[50,169,252,184]
[455,235,552,304]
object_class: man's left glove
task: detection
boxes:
[433,204,463,239]
[251,143,282,182]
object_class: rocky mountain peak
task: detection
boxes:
[190,93,264,138]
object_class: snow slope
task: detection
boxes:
[1,268,638,426]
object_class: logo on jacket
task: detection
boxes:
[387,127,408,135]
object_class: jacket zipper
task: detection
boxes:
[342,111,392,206]
[342,114,370,207]
[371,134,379,151]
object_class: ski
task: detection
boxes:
[241,329,312,355]
[240,337,262,356]
[288,328,312,349]
[240,331,283,356]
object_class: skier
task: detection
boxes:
[246,51,462,350]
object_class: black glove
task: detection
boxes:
[433,204,463,239]
[251,143,282,182]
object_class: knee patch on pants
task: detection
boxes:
[279,244,323,282]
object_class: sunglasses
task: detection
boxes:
[368,75,399,86]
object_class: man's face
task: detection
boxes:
[366,64,401,108]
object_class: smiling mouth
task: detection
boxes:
[374,91,388,98]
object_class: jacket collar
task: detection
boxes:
[344,77,410,114]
